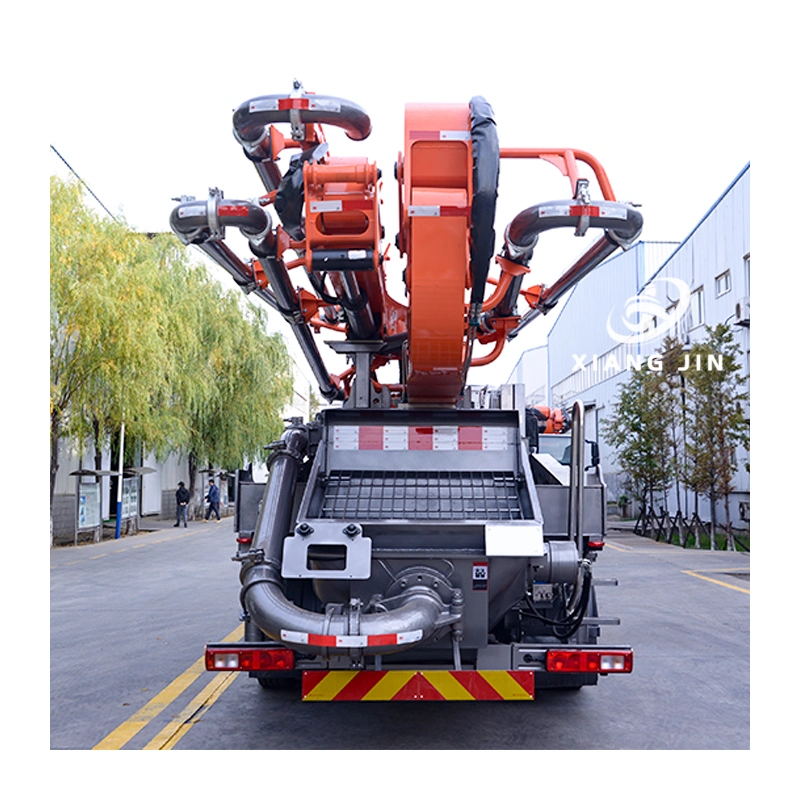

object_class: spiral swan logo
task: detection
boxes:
[606,278,691,344]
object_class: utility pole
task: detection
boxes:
[115,420,125,539]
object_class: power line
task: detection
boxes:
[50,144,119,222]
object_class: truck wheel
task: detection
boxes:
[257,674,300,690]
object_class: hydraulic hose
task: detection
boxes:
[524,565,593,642]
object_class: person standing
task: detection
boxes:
[174,481,190,528]
[205,478,221,522]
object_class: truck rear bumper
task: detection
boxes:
[301,669,535,701]
[205,642,633,700]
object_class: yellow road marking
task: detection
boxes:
[52,528,206,568]
[604,542,630,552]
[92,623,244,750]
[143,672,238,750]
[682,570,750,595]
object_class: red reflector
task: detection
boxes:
[546,649,632,673]
[278,97,309,110]
[218,205,249,217]
[570,205,600,216]
[236,536,253,545]
[205,646,295,672]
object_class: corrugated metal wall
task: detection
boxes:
[533,165,750,519]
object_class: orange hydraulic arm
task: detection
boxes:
[170,83,643,409]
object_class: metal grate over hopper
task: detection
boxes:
[314,470,524,521]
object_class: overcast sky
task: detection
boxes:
[46,0,752,389]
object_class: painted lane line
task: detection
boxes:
[92,623,244,750]
[143,672,239,750]
[52,529,207,568]
[682,570,750,595]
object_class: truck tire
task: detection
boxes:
[257,673,301,690]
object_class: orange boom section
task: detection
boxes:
[399,103,473,405]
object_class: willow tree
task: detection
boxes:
[50,176,183,515]
[51,173,293,525]
[180,276,293,512]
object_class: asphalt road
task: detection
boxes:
[51,519,749,750]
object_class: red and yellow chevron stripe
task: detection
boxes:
[301,670,534,701]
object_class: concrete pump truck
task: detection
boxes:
[170,83,640,701]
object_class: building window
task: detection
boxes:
[743,253,750,296]
[687,286,704,330]
[715,271,731,297]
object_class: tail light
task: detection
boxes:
[205,645,295,672]
[546,649,633,673]
[587,539,605,550]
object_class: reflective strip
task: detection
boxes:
[250,99,279,112]
[538,204,572,217]
[281,629,423,648]
[217,205,249,217]
[538,204,628,220]
[302,670,535,701]
[408,205,469,217]
[310,200,342,212]
[569,205,601,217]
[177,205,208,218]
[409,129,470,141]
[310,200,372,213]
[332,426,509,451]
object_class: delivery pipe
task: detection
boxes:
[170,196,281,311]
[239,423,458,656]
[502,199,643,340]
[233,92,372,152]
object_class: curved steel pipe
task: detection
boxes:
[170,194,270,244]
[489,199,642,339]
[504,199,643,260]
[233,92,372,148]
[240,424,459,656]
[169,196,281,310]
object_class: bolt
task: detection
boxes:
[295,523,313,537]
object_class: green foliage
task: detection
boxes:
[602,325,749,550]
[682,324,750,547]
[600,361,673,506]
[50,175,294,505]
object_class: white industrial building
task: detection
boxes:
[514,164,750,528]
